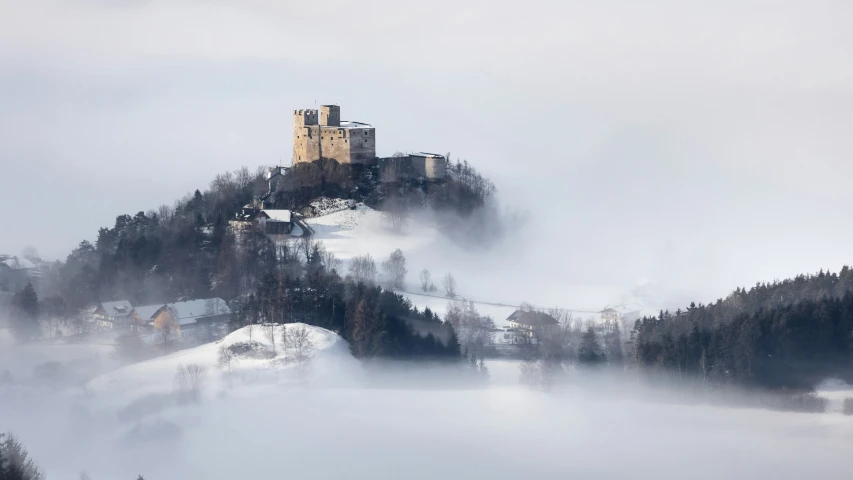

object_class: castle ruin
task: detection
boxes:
[291,104,447,181]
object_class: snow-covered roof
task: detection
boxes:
[1,257,36,270]
[507,310,558,327]
[601,304,643,315]
[161,298,231,326]
[134,304,165,321]
[338,121,372,129]
[259,210,292,223]
[410,152,445,158]
[98,300,134,318]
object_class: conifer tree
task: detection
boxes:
[578,327,604,366]
[12,283,39,341]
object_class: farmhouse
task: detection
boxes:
[0,256,37,292]
[147,298,231,338]
[93,300,134,329]
[599,305,642,331]
[255,210,293,235]
[506,310,558,339]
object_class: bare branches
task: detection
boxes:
[381,249,407,289]
[419,269,431,292]
[174,363,207,403]
[443,273,457,298]
[283,324,315,365]
[349,254,377,285]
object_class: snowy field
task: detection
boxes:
[1,328,853,479]
[306,205,647,327]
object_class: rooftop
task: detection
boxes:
[322,121,372,129]
[259,210,292,223]
[98,300,134,318]
[507,310,558,327]
[1,257,36,270]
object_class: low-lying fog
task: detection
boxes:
[1,352,852,479]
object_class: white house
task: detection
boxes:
[506,310,558,341]
[93,300,134,329]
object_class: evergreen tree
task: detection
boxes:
[0,433,44,480]
[604,322,624,367]
[578,327,604,366]
[11,283,39,341]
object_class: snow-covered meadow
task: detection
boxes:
[2,326,853,479]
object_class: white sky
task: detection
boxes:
[1,0,853,304]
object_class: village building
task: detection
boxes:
[131,303,165,332]
[599,305,643,331]
[147,298,231,340]
[93,300,135,329]
[255,209,293,235]
[0,255,38,292]
[506,310,559,340]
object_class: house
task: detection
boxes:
[255,210,293,235]
[148,298,231,341]
[0,256,37,292]
[93,300,135,329]
[599,305,643,331]
[506,310,558,339]
[131,303,166,332]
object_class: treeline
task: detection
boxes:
[57,167,268,311]
[228,242,460,359]
[632,268,853,389]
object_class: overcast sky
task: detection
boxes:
[1,0,852,305]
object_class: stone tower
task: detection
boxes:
[292,109,319,164]
[320,105,341,127]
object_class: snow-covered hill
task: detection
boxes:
[86,324,359,409]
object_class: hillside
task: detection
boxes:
[86,324,358,409]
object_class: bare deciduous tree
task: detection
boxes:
[263,323,277,356]
[349,254,377,285]
[445,300,493,357]
[381,249,407,289]
[218,345,235,373]
[419,269,431,292]
[383,190,408,232]
[443,273,457,298]
[174,363,207,402]
[323,250,342,274]
[283,324,315,365]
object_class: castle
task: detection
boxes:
[292,105,376,165]
[292,104,447,181]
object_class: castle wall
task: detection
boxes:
[347,128,376,164]
[320,126,351,164]
[378,154,446,182]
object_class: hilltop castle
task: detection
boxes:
[291,104,447,181]
[292,105,376,165]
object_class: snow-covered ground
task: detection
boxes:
[305,204,654,327]
[86,324,359,409]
